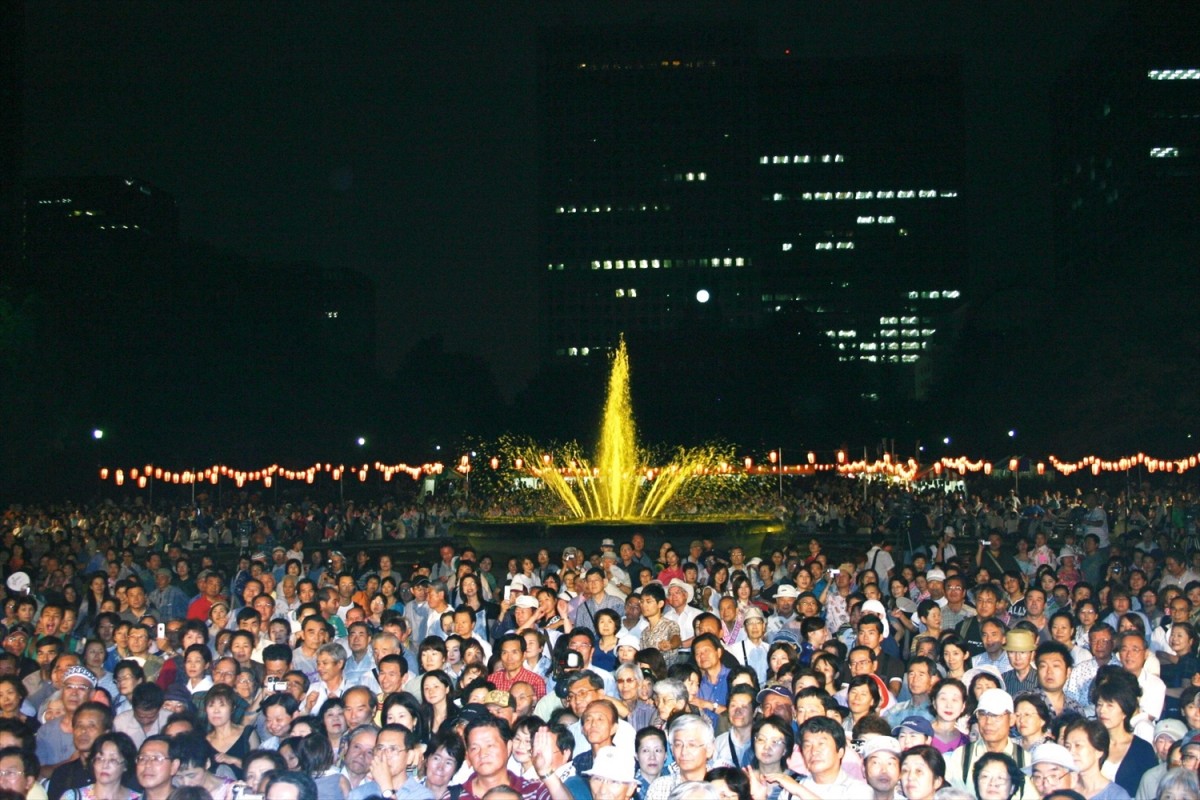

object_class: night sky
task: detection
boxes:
[22,1,1122,395]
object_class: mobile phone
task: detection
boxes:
[157,623,166,639]
[265,678,289,693]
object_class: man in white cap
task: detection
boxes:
[582,746,639,800]
[1024,741,1078,798]
[665,579,701,648]
[924,569,948,606]
[1136,720,1187,799]
[732,607,769,682]
[766,584,801,637]
[861,736,902,800]
[943,688,1036,797]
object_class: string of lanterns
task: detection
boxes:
[98,449,1200,490]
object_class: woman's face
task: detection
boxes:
[812,657,833,684]
[425,748,458,788]
[185,651,207,680]
[244,757,275,792]
[1013,701,1044,738]
[423,678,449,706]
[753,725,788,765]
[975,761,1014,800]
[1095,697,1127,732]
[1064,728,1099,773]
[942,644,966,671]
[512,728,533,765]
[0,681,21,714]
[445,641,461,665]
[934,686,965,722]
[847,684,874,716]
[795,571,812,591]
[115,670,138,696]
[210,606,228,626]
[636,736,666,778]
[1050,617,1074,646]
[598,615,617,637]
[736,581,751,601]
[84,642,107,671]
[770,649,792,673]
[205,698,231,728]
[278,745,299,771]
[370,596,386,614]
[324,706,346,737]
[1169,626,1196,656]
[387,704,415,729]
[91,575,106,595]
[900,755,942,800]
[234,673,256,701]
[974,677,1001,698]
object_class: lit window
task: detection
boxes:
[857,216,875,224]
[711,258,721,267]
[939,191,958,197]
[603,260,613,270]
[629,289,637,298]
[799,155,811,163]
[616,260,624,269]
[581,347,590,356]
[879,215,895,223]
[898,190,915,199]
[908,291,919,299]
[835,154,845,162]
[860,343,877,351]
[836,191,852,199]
[760,156,769,164]
[919,190,936,198]
[615,289,625,298]
[782,243,793,251]
[773,193,784,201]
[687,172,695,181]
[861,355,878,363]
[944,290,960,298]
[698,172,706,181]
[855,191,873,200]
[1148,68,1200,80]
[568,347,578,356]
[802,192,813,200]
[1150,147,1180,158]
[836,241,855,249]
[901,316,918,324]
[902,354,919,363]
[735,257,745,266]
[651,259,660,268]
[723,258,732,267]
[591,260,600,269]
[326,311,339,319]
[902,342,920,350]
[821,154,832,163]
[878,190,894,199]
[921,329,936,336]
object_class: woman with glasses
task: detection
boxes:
[747,717,795,800]
[61,732,140,800]
[972,752,1024,800]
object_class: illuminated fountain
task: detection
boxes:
[529,340,712,520]
[454,339,783,554]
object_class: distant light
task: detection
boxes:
[1007,430,1016,438]
[92,429,104,440]
[943,437,951,445]
[918,446,925,452]
[696,289,710,303]
[356,437,366,446]
[435,445,441,451]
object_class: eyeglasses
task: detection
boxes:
[754,736,786,748]
[136,756,170,765]
[0,769,25,779]
[93,757,125,767]
[374,745,406,756]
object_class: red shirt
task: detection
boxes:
[460,771,550,800]
[489,667,548,700]
[187,595,214,621]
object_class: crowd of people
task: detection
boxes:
[1,479,1200,800]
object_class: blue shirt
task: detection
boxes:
[699,665,731,727]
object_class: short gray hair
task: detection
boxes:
[666,713,713,746]
[652,678,688,704]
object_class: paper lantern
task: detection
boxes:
[1037,462,1045,476]
[1092,462,1101,475]
[744,457,753,470]
[138,476,147,488]
[264,476,272,487]
[983,463,992,475]
[1008,458,1018,472]
[99,468,109,480]
[115,470,125,486]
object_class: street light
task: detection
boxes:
[92,429,104,440]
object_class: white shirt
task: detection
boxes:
[666,604,702,641]
[1137,665,1166,721]
[795,772,871,799]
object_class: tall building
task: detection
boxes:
[538,26,966,402]
[756,56,965,400]
[1054,6,1200,293]
[538,24,760,362]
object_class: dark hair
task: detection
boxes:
[750,716,795,767]
[264,771,318,800]
[89,731,139,787]
[382,693,429,743]
[169,731,214,770]
[798,715,845,752]
[1088,666,1141,732]
[705,767,751,800]
[463,715,512,746]
[0,745,38,779]
[964,753,1022,796]
[378,723,420,750]
[243,749,288,777]
[295,731,336,775]
[846,674,881,713]
[1013,692,1053,731]
[640,583,667,604]
[424,733,467,775]
[901,744,946,780]
[636,648,668,681]
[1035,640,1074,669]
[931,679,969,719]
[1064,718,1109,764]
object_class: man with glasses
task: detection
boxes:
[347,723,429,800]
[35,664,92,772]
[0,745,39,798]
[1025,742,1078,798]
[645,715,714,800]
[133,735,178,800]
[563,672,635,759]
[944,689,1035,797]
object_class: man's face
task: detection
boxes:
[848,650,874,677]
[1119,636,1148,674]
[582,702,617,747]
[316,653,343,684]
[499,640,523,672]
[265,783,301,800]
[127,587,146,609]
[906,663,935,696]
[800,732,842,777]
[344,691,374,728]
[975,592,997,618]
[39,608,62,636]
[728,693,754,729]
[378,661,404,694]
[865,752,900,795]
[568,679,603,715]
[1026,591,1046,617]
[347,626,370,656]
[1008,648,1032,672]
[344,730,378,777]
[631,534,645,552]
[977,709,1012,745]
[135,740,177,791]
[1030,762,1072,795]
[338,577,356,599]
[980,624,1005,656]
[0,753,31,795]
[73,710,106,752]
[465,726,509,779]
[761,693,793,721]
[856,624,880,651]
[1036,653,1070,692]
[670,726,713,773]
[693,641,721,672]
[1090,629,1115,662]
[927,579,945,601]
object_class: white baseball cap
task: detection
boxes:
[584,746,637,784]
